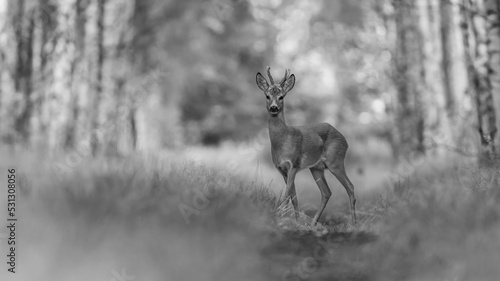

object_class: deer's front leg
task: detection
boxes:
[284,167,298,219]
[278,166,287,184]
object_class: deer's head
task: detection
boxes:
[256,67,295,115]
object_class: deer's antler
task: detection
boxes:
[267,66,274,84]
[280,69,290,85]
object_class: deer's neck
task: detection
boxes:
[268,111,288,146]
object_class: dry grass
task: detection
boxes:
[1,148,500,281]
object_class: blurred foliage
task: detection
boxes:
[2,0,489,159]
[0,0,395,150]
[165,0,394,145]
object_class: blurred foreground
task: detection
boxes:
[1,146,500,281]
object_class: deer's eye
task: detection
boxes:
[266,96,270,100]
[278,96,283,100]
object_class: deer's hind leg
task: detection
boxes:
[325,145,357,224]
[310,168,332,224]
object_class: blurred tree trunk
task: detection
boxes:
[0,3,6,142]
[12,0,35,144]
[106,35,126,155]
[64,0,88,149]
[440,0,473,152]
[461,0,498,163]
[35,0,58,145]
[393,0,426,158]
[484,0,500,147]
[106,0,150,153]
[104,0,148,154]
[128,0,152,150]
[90,0,106,156]
[439,0,459,126]
[106,5,129,155]
[420,0,453,152]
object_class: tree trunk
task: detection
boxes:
[64,0,88,149]
[13,0,35,144]
[419,0,453,153]
[484,0,500,149]
[440,0,457,119]
[129,107,137,149]
[128,0,151,151]
[35,0,58,145]
[393,0,426,158]
[461,0,498,163]
[90,0,106,156]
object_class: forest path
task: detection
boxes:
[262,229,379,281]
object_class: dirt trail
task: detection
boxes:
[262,230,378,281]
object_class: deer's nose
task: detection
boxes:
[270,105,279,112]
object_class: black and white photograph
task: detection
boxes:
[1,0,500,280]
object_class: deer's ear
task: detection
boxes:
[256,72,269,92]
[282,74,295,93]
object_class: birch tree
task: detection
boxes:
[484,0,500,147]
[90,0,106,156]
[393,0,426,157]
[12,0,35,143]
[461,0,498,162]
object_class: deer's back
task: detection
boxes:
[272,123,346,170]
[298,122,347,149]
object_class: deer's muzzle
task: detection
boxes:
[269,105,279,114]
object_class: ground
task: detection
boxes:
[0,145,499,281]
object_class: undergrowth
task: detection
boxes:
[1,149,500,281]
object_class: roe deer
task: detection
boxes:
[256,67,357,224]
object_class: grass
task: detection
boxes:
[1,148,500,281]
